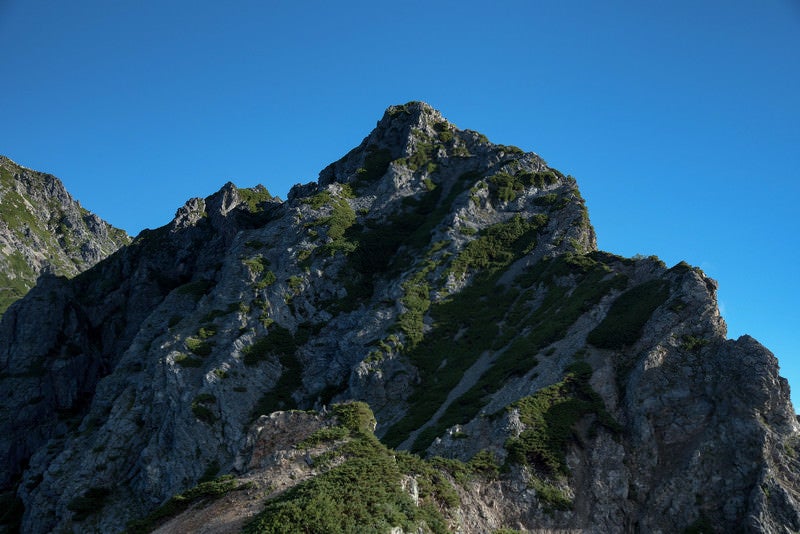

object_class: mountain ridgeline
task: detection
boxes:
[0,156,130,317]
[1,102,798,533]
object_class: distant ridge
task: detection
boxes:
[0,155,130,316]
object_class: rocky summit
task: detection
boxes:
[0,156,130,317]
[0,102,798,533]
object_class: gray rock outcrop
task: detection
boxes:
[0,102,797,533]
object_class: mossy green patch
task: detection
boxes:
[529,477,573,512]
[238,185,273,212]
[385,253,626,452]
[332,401,377,434]
[327,173,473,312]
[242,325,297,365]
[0,251,35,317]
[242,255,270,276]
[244,404,452,534]
[504,361,620,477]
[352,146,393,191]
[486,169,561,204]
[397,277,431,348]
[0,173,46,237]
[303,190,332,210]
[448,214,548,280]
[185,336,213,357]
[319,198,357,256]
[430,449,501,486]
[298,425,350,449]
[587,279,670,350]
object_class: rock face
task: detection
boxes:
[0,102,798,533]
[0,156,130,316]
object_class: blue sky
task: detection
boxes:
[1,1,799,406]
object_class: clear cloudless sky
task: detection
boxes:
[1,1,799,405]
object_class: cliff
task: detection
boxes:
[0,102,797,533]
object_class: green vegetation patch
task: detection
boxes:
[529,477,573,512]
[0,167,47,238]
[198,326,215,339]
[385,253,626,452]
[433,121,456,145]
[332,402,377,434]
[486,169,561,204]
[381,283,510,448]
[388,103,413,116]
[349,184,442,274]
[504,361,620,477]
[242,255,270,276]
[238,185,273,212]
[430,449,501,486]
[244,403,451,534]
[298,426,350,449]
[287,275,303,293]
[0,251,35,317]
[533,193,559,207]
[587,279,670,350]
[303,190,332,210]
[397,277,431,348]
[489,172,526,203]
[352,146,393,191]
[497,144,525,154]
[406,142,436,173]
[255,270,277,289]
[298,403,376,449]
[448,214,548,280]
[243,325,298,364]
[185,336,213,357]
[317,197,357,256]
[668,260,695,275]
[327,173,473,312]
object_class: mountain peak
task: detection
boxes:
[0,156,130,316]
[315,102,539,196]
[1,106,798,533]
[381,100,444,127]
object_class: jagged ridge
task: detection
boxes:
[0,102,798,534]
[0,156,130,316]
